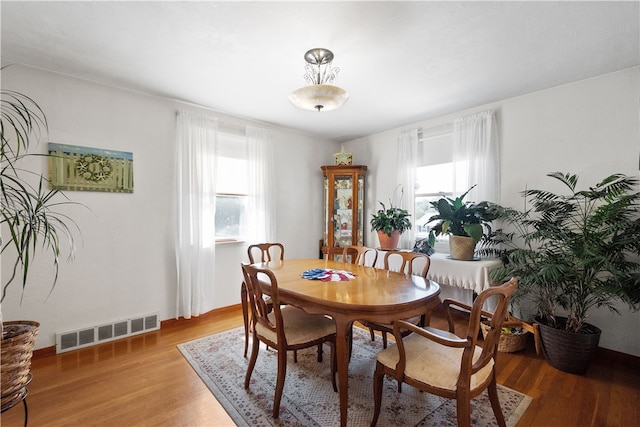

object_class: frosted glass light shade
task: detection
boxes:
[289,84,349,112]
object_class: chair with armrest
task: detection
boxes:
[370,277,518,427]
[342,245,378,267]
[242,243,285,357]
[241,263,337,418]
[362,251,432,348]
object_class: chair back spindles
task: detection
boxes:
[241,263,281,336]
[247,243,285,264]
[342,245,378,267]
[383,250,430,277]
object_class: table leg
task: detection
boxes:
[333,316,352,427]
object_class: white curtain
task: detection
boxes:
[246,126,276,243]
[396,129,419,249]
[453,110,500,203]
[174,110,218,319]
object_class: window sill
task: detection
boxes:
[215,239,246,245]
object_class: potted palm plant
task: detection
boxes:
[1,85,79,410]
[370,202,412,250]
[427,185,499,260]
[488,172,640,373]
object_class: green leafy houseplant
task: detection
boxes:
[426,185,499,260]
[427,185,499,243]
[370,202,412,237]
[489,172,640,335]
[1,88,78,302]
[370,202,412,250]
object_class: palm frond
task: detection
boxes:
[491,171,640,333]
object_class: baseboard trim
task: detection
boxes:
[30,303,640,366]
[597,346,640,367]
[160,304,242,328]
[32,304,243,360]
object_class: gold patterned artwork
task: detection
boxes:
[48,143,134,193]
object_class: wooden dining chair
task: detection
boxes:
[242,243,285,357]
[342,245,378,357]
[370,277,518,427]
[342,245,378,267]
[362,251,432,348]
[241,263,337,418]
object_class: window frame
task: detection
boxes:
[214,131,248,243]
[413,126,455,248]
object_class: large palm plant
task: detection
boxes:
[489,172,640,333]
[1,88,78,302]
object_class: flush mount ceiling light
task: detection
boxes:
[289,48,349,112]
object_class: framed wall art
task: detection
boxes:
[48,143,134,193]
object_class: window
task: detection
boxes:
[215,132,248,242]
[414,128,467,240]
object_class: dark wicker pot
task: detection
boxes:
[536,317,601,374]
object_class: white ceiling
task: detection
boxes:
[2,1,638,142]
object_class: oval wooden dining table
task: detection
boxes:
[250,258,441,427]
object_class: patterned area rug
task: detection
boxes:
[178,327,531,427]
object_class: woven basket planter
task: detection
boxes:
[481,321,528,353]
[449,235,476,260]
[1,320,40,412]
[481,314,541,354]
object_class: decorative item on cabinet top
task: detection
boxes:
[333,146,353,165]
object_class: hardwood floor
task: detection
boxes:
[2,305,639,426]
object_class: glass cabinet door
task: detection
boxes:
[333,175,354,249]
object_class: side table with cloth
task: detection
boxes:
[374,251,503,308]
[427,252,503,309]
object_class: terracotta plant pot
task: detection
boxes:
[377,230,400,250]
[449,235,476,260]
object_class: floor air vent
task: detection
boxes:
[55,313,159,353]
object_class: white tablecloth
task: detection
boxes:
[426,252,503,294]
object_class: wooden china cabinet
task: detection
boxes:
[321,165,367,260]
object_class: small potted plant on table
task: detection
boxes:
[370,202,412,250]
[427,185,498,260]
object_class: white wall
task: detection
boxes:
[345,67,640,356]
[4,64,639,357]
[0,65,338,349]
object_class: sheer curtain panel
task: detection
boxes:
[246,126,276,243]
[453,110,500,203]
[396,129,419,249]
[175,110,218,319]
